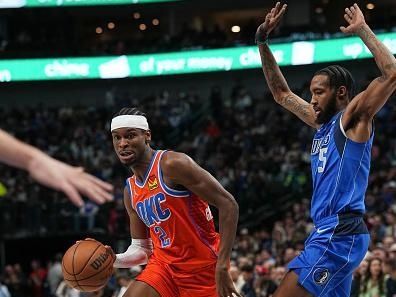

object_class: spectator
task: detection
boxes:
[351,259,369,297]
[229,265,245,293]
[240,264,256,297]
[385,258,396,297]
[47,254,63,297]
[73,201,99,232]
[254,266,277,297]
[0,277,10,297]
[113,272,134,297]
[360,258,386,297]
[28,260,47,297]
[390,244,396,260]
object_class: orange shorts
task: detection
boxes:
[136,257,217,297]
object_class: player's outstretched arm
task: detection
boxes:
[0,128,113,207]
[256,2,318,128]
[161,152,242,297]
[113,187,152,268]
[341,4,396,140]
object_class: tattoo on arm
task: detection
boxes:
[260,46,316,126]
[280,94,311,117]
[358,27,375,50]
[384,63,396,72]
[358,26,380,55]
[260,45,288,95]
[358,26,396,78]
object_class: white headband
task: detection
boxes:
[110,115,149,132]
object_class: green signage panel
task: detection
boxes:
[0,0,178,8]
[0,33,395,82]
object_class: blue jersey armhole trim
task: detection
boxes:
[158,151,190,197]
[334,113,347,156]
[125,179,132,197]
[125,178,134,206]
[336,113,375,147]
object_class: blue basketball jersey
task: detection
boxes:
[310,112,374,224]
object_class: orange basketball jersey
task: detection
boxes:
[126,150,220,271]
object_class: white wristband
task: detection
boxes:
[114,239,153,268]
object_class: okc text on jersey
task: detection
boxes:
[136,192,171,227]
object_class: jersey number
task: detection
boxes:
[318,147,328,173]
[154,226,170,248]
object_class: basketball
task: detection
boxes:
[62,238,114,292]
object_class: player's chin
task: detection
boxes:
[314,114,326,125]
[118,155,136,166]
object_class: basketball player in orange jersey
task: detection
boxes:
[109,107,241,297]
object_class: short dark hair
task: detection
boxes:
[315,65,356,99]
[113,107,146,118]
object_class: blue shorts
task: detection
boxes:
[288,213,370,297]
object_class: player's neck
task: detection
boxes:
[130,147,155,182]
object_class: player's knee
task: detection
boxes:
[272,271,312,297]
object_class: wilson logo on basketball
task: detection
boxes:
[90,250,111,270]
[148,175,158,191]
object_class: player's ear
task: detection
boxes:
[145,130,151,144]
[337,86,347,100]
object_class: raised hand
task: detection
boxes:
[256,2,287,43]
[28,153,113,207]
[340,3,366,34]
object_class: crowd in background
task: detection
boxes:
[0,77,395,296]
[0,82,316,236]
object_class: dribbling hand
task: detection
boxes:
[76,238,116,263]
[255,2,287,43]
[104,245,117,263]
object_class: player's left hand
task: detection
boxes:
[215,265,243,297]
[340,3,366,34]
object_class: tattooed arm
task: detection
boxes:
[258,44,317,128]
[256,2,318,128]
[341,4,396,141]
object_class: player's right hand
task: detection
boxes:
[256,2,287,42]
[104,245,116,263]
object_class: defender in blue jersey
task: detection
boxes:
[256,2,396,297]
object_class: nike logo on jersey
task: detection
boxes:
[136,193,171,227]
[316,227,332,234]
